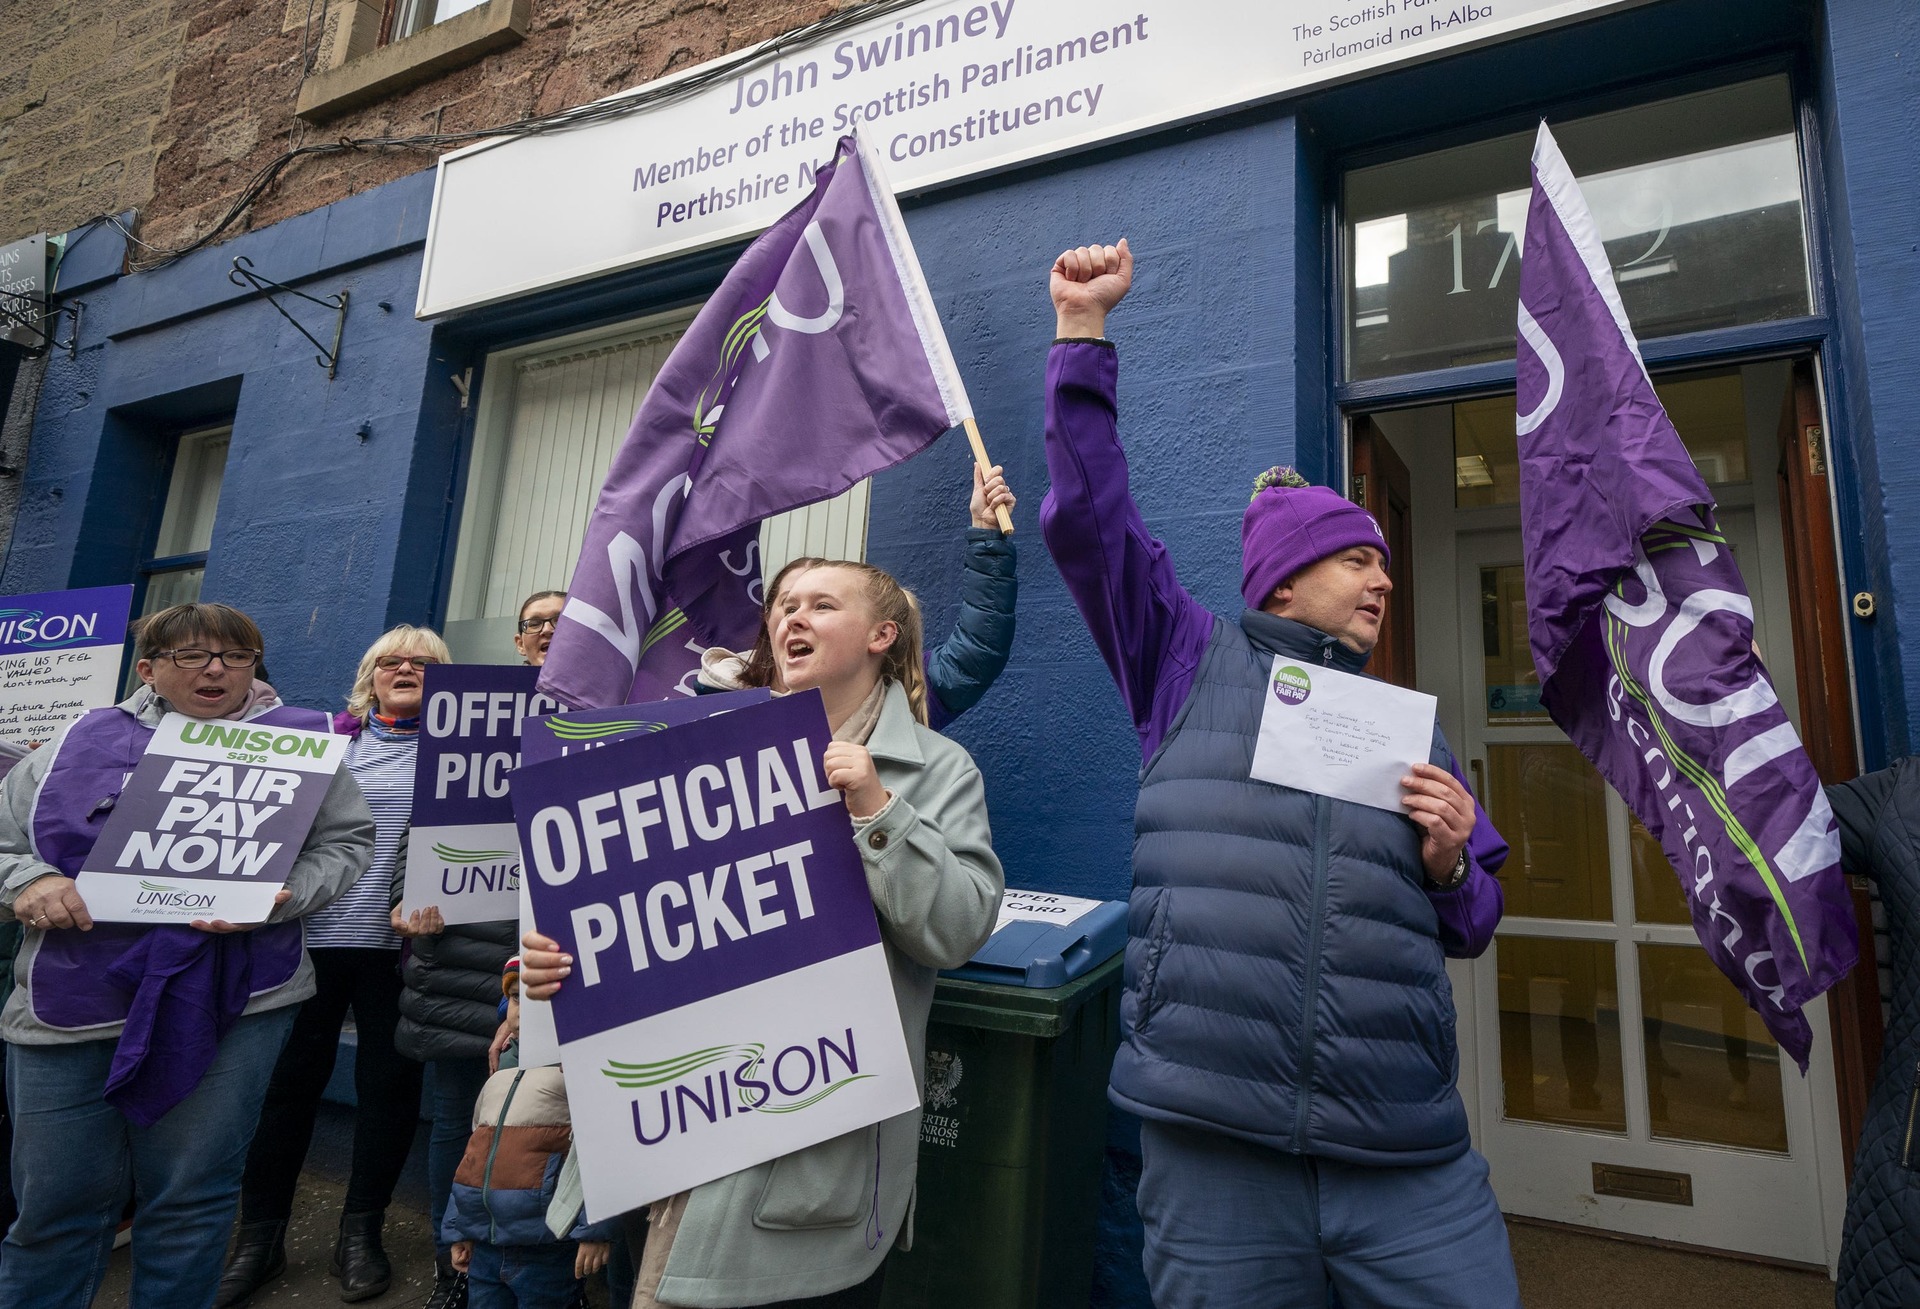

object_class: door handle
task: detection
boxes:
[1469,758,1487,804]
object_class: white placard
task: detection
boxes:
[515,876,561,1068]
[419,0,1648,316]
[402,822,522,926]
[1249,657,1436,812]
[994,888,1101,934]
[562,945,919,1219]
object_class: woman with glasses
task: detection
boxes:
[387,591,560,1309]
[513,590,564,666]
[0,603,376,1309]
[217,626,451,1307]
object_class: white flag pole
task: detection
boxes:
[854,132,1013,535]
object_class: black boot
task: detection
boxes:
[215,1219,287,1309]
[423,1254,468,1309]
[331,1209,393,1302]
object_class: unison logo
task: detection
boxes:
[134,879,217,911]
[432,843,520,896]
[545,717,669,742]
[1272,665,1312,706]
[609,1030,871,1146]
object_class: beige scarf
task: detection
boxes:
[627,676,890,1309]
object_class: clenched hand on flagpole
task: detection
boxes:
[1514,121,1857,1070]
[538,131,992,712]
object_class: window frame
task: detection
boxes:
[131,421,233,619]
[1328,54,1830,419]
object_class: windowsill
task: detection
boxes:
[295,0,531,124]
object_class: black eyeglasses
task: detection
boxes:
[154,648,262,670]
[517,616,559,635]
[374,655,443,672]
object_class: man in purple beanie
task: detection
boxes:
[1040,240,1521,1308]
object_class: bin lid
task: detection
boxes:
[941,891,1127,988]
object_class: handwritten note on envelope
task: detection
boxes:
[1249,657,1437,813]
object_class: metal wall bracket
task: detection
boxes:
[229,255,348,379]
[0,291,80,359]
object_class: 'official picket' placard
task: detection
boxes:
[401,665,560,925]
[76,712,348,923]
[513,692,917,1220]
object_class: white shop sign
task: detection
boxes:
[419,0,1648,316]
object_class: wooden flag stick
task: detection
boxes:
[962,416,1015,536]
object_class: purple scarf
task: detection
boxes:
[102,928,256,1126]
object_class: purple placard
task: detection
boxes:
[0,585,132,657]
[513,691,879,1046]
[519,688,772,765]
[414,665,563,827]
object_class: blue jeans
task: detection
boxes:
[427,1056,490,1255]
[0,1006,296,1309]
[466,1240,580,1309]
[1137,1120,1521,1309]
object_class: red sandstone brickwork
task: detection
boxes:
[144,0,851,255]
[0,0,190,247]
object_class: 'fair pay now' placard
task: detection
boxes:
[400,665,560,926]
[76,713,348,923]
[513,691,917,1221]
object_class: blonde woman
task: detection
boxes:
[524,561,1004,1308]
[220,625,451,1308]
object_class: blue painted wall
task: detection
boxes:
[4,171,456,716]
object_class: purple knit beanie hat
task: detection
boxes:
[1240,466,1389,609]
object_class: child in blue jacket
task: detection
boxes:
[444,966,614,1308]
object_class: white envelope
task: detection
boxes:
[1248,657,1437,813]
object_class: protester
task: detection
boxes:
[0,737,38,1236]
[1040,241,1519,1308]
[0,602,375,1309]
[397,590,563,1309]
[443,961,614,1309]
[521,560,1004,1308]
[218,626,452,1307]
[699,465,1018,730]
[1826,763,1920,1307]
[514,591,564,667]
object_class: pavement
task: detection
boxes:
[83,1103,1835,1308]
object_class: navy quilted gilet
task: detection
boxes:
[1107,611,1471,1166]
[1829,759,1920,1308]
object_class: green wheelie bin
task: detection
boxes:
[883,895,1128,1309]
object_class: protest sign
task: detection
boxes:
[400,665,560,925]
[76,712,348,923]
[0,585,133,743]
[513,691,917,1219]
[519,688,771,764]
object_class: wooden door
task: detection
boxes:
[1352,416,1416,688]
[1776,358,1880,1174]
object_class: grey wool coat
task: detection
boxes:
[653,680,1004,1307]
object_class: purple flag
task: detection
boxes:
[540,133,969,710]
[1516,123,1856,1068]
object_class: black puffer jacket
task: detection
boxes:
[1828,759,1920,1309]
[394,911,515,1063]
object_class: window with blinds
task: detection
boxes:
[444,312,869,664]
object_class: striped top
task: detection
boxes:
[306,720,414,950]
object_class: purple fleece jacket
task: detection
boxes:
[1039,340,1506,957]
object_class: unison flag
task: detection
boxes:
[539,133,971,709]
[1515,123,1856,1068]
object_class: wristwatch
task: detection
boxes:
[1428,848,1471,891]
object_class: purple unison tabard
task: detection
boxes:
[1515,122,1855,1068]
[512,689,881,1046]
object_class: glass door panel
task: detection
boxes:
[1630,818,1695,925]
[1498,937,1627,1131]
[1639,943,1789,1152]
[1486,743,1611,921]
